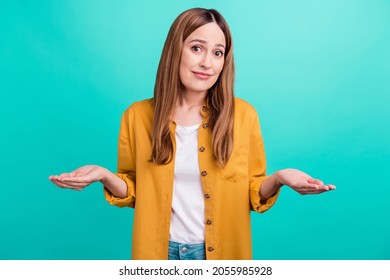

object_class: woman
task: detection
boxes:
[49,8,335,260]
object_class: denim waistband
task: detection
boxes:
[168,240,206,260]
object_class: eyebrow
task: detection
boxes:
[189,39,226,49]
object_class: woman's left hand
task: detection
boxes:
[275,168,336,195]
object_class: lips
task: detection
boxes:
[192,71,212,79]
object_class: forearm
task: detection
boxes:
[99,168,128,198]
[259,172,283,202]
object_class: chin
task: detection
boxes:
[188,87,211,94]
[186,82,216,93]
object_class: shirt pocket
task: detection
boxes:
[220,144,248,183]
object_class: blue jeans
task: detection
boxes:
[168,241,206,260]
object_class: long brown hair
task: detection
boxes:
[152,8,235,167]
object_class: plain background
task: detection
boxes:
[1,0,389,259]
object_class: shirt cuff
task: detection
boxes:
[103,173,135,208]
[249,176,280,213]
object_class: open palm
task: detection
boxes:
[49,165,105,191]
[277,168,336,195]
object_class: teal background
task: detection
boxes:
[1,0,389,260]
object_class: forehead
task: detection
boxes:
[185,22,226,45]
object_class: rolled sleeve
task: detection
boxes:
[248,107,280,213]
[104,106,137,208]
[103,173,136,208]
[250,176,280,213]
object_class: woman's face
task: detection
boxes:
[179,22,226,96]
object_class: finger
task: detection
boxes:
[309,182,330,190]
[295,183,329,192]
[294,182,322,190]
[50,180,66,188]
[49,176,64,182]
[50,178,88,188]
[298,187,331,194]
[308,178,324,185]
[311,188,332,194]
[50,176,66,182]
[299,190,326,195]
[57,184,84,191]
[60,176,92,183]
[51,180,81,189]
[310,184,330,191]
[303,185,337,194]
[60,181,89,188]
[51,173,74,181]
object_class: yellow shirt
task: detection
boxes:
[104,98,280,260]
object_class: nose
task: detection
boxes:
[199,52,212,69]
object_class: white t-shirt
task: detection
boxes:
[169,123,205,244]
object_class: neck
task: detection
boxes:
[179,90,207,108]
[174,89,205,126]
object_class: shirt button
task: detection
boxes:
[202,123,208,128]
[208,247,214,252]
[201,171,208,176]
[204,193,210,199]
[206,219,212,225]
[199,146,205,152]
[181,247,188,253]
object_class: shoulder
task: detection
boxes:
[123,98,154,119]
[234,97,259,119]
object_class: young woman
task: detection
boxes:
[49,8,335,260]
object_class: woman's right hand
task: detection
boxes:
[49,165,108,191]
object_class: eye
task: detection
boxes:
[191,45,202,52]
[214,50,224,57]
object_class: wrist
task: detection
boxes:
[98,167,111,183]
[273,171,284,188]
